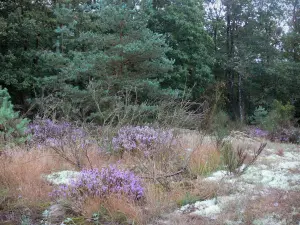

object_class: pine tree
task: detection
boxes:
[36,0,174,121]
[148,0,215,100]
[0,88,29,147]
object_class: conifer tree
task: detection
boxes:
[0,88,29,147]
[37,0,174,121]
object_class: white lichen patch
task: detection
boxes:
[252,214,287,225]
[178,195,243,219]
[204,170,228,182]
[44,170,80,185]
[189,199,221,217]
[277,161,300,169]
[281,151,300,161]
[241,166,300,190]
[264,154,286,162]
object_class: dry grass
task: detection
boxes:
[0,145,115,224]
[82,195,143,224]
[188,144,221,176]
[242,189,300,224]
[0,145,113,202]
[212,188,300,225]
[0,148,67,206]
[0,148,72,223]
[142,179,219,224]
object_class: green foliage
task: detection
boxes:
[259,100,295,132]
[220,142,239,174]
[221,141,266,175]
[0,0,299,125]
[34,1,175,121]
[177,192,204,207]
[210,110,231,148]
[148,0,215,100]
[0,1,56,107]
[0,88,30,147]
[250,106,268,125]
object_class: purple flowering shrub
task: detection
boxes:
[112,126,186,185]
[248,127,300,144]
[112,126,174,156]
[51,165,144,201]
[27,119,87,146]
[248,127,269,138]
[269,128,300,143]
[27,119,93,168]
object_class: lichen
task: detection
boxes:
[44,170,80,185]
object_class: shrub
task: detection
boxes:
[248,127,269,138]
[155,100,205,130]
[220,142,240,174]
[0,88,29,147]
[269,127,300,143]
[27,119,92,169]
[221,141,266,175]
[210,110,231,148]
[51,165,144,201]
[112,126,174,157]
[261,100,295,132]
[250,106,268,125]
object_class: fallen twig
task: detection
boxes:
[140,168,186,180]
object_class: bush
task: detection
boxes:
[269,127,300,143]
[221,141,266,175]
[261,100,295,132]
[220,142,240,174]
[0,87,29,147]
[248,127,269,138]
[210,110,231,148]
[28,119,93,169]
[155,100,205,130]
[250,106,268,125]
[112,126,174,157]
[51,165,144,202]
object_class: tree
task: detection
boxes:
[0,87,29,147]
[35,1,174,121]
[206,0,286,122]
[148,0,215,100]
[0,0,56,111]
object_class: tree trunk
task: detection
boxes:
[225,0,236,119]
[238,73,243,123]
[292,0,299,62]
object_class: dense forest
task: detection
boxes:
[0,0,299,125]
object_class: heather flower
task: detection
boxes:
[112,126,174,156]
[249,127,269,138]
[27,119,94,168]
[27,119,91,148]
[51,165,144,201]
